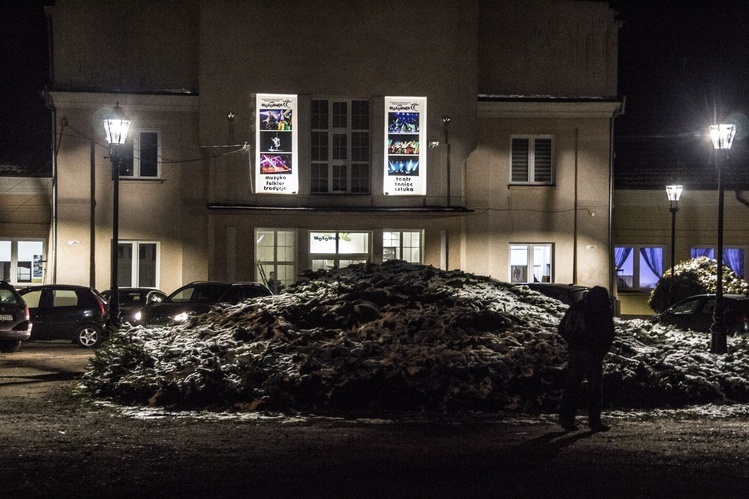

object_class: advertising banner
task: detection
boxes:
[255,94,298,194]
[384,96,427,196]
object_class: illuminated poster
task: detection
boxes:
[255,94,298,194]
[384,96,427,196]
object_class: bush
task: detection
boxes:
[649,257,749,312]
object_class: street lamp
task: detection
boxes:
[102,102,131,327]
[708,123,736,354]
[666,184,683,306]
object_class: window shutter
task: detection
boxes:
[533,138,552,183]
[511,138,529,182]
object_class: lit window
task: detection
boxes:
[615,245,664,290]
[310,231,370,270]
[383,231,423,263]
[510,244,552,283]
[510,135,554,185]
[0,239,44,284]
[256,229,296,293]
[691,247,745,278]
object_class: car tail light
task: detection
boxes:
[23,305,30,321]
[737,311,749,331]
[97,298,107,315]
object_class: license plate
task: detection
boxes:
[0,314,13,321]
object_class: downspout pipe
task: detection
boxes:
[609,97,625,302]
[44,6,57,284]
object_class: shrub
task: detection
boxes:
[649,257,749,312]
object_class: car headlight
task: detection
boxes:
[134,311,142,322]
[173,312,190,323]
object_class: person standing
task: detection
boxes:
[557,286,615,432]
[266,271,285,295]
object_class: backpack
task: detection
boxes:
[558,301,586,344]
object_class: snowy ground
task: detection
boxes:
[77,261,749,416]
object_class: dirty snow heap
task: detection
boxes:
[79,261,749,414]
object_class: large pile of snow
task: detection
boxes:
[78,261,749,415]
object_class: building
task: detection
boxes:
[23,0,622,301]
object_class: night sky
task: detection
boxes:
[2,1,748,185]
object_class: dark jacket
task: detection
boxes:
[558,286,615,358]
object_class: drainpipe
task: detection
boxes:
[573,127,578,283]
[44,6,57,284]
[609,97,626,301]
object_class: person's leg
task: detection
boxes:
[585,355,609,431]
[560,350,584,429]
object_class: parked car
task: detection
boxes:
[523,283,590,305]
[135,281,272,327]
[0,281,32,353]
[101,287,167,324]
[650,294,749,334]
[18,284,111,348]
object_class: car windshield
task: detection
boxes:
[169,284,228,303]
[120,291,147,305]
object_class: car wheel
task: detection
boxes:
[0,340,21,353]
[76,324,104,348]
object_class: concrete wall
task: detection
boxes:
[49,92,201,293]
[198,0,479,208]
[465,102,617,288]
[43,0,620,293]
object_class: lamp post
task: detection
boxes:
[102,102,131,328]
[708,123,736,354]
[666,184,683,306]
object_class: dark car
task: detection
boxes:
[18,284,111,348]
[102,287,167,324]
[0,281,33,353]
[136,281,272,327]
[650,294,749,334]
[523,283,590,305]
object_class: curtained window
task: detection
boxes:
[615,245,663,290]
[690,247,745,277]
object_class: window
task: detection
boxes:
[510,135,554,184]
[311,99,370,193]
[383,231,423,263]
[255,229,297,293]
[117,242,159,287]
[310,231,370,270]
[510,244,552,283]
[120,131,160,178]
[691,247,745,278]
[0,239,44,284]
[615,245,664,290]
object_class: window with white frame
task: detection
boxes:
[510,135,554,185]
[120,130,160,178]
[0,239,45,284]
[383,230,423,263]
[309,231,370,270]
[615,245,664,290]
[311,99,370,194]
[255,229,297,293]
[691,246,745,278]
[117,241,159,287]
[510,243,552,283]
